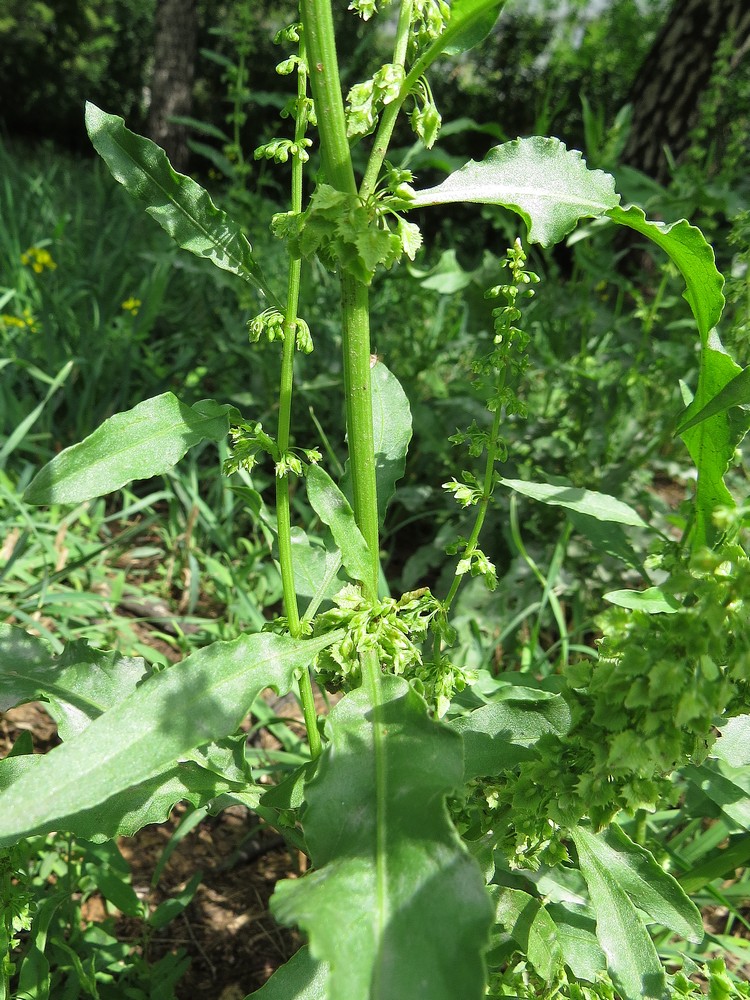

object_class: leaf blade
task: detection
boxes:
[306,464,372,586]
[270,678,493,1000]
[23,393,232,504]
[497,478,648,527]
[85,103,270,294]
[408,138,619,246]
[572,826,666,1000]
[0,630,339,847]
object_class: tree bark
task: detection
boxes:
[623,0,750,182]
[148,0,197,172]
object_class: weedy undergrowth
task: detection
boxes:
[2,1,750,998]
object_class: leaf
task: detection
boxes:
[449,691,571,780]
[577,824,703,943]
[289,527,344,607]
[603,587,681,614]
[497,478,648,527]
[249,947,329,999]
[571,827,666,1000]
[675,365,750,434]
[546,902,606,983]
[24,393,233,505]
[607,206,724,344]
[85,103,271,295]
[565,509,645,574]
[340,362,413,527]
[679,339,746,547]
[442,0,504,55]
[270,678,493,1000]
[491,887,563,980]
[682,759,750,831]
[0,630,340,847]
[306,465,372,586]
[408,138,619,246]
[0,625,54,711]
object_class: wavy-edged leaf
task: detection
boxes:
[497,477,647,527]
[0,630,340,847]
[290,527,344,611]
[675,365,750,434]
[85,103,272,296]
[408,138,619,246]
[608,206,724,344]
[450,690,571,780]
[603,587,681,614]
[24,393,233,505]
[571,826,666,1000]
[306,465,371,585]
[270,678,493,1000]
[491,887,563,980]
[249,946,329,999]
[579,824,703,942]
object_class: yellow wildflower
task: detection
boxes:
[121,297,142,316]
[1,309,38,333]
[21,246,57,273]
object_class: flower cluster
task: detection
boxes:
[21,245,56,273]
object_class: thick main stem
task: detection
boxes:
[301,0,381,607]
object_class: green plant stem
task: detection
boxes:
[275,37,322,758]
[360,0,415,201]
[443,392,505,617]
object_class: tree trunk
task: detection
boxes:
[148,0,197,172]
[623,0,750,182]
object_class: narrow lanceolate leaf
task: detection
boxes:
[578,824,703,943]
[24,393,232,504]
[603,587,681,614]
[408,138,619,246]
[497,478,647,527]
[85,103,271,295]
[572,827,666,1000]
[0,630,340,847]
[306,464,372,586]
[675,365,750,434]
[608,206,724,344]
[271,678,494,1000]
[250,947,329,999]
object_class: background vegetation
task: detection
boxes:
[1,0,749,995]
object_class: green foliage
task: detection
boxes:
[1,2,749,998]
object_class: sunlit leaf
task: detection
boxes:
[408,138,619,246]
[249,946,329,999]
[270,678,493,1000]
[675,365,750,434]
[603,587,681,614]
[24,393,233,505]
[497,477,647,527]
[572,826,666,1000]
[0,630,340,847]
[85,103,275,299]
[306,464,372,585]
[608,206,724,344]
